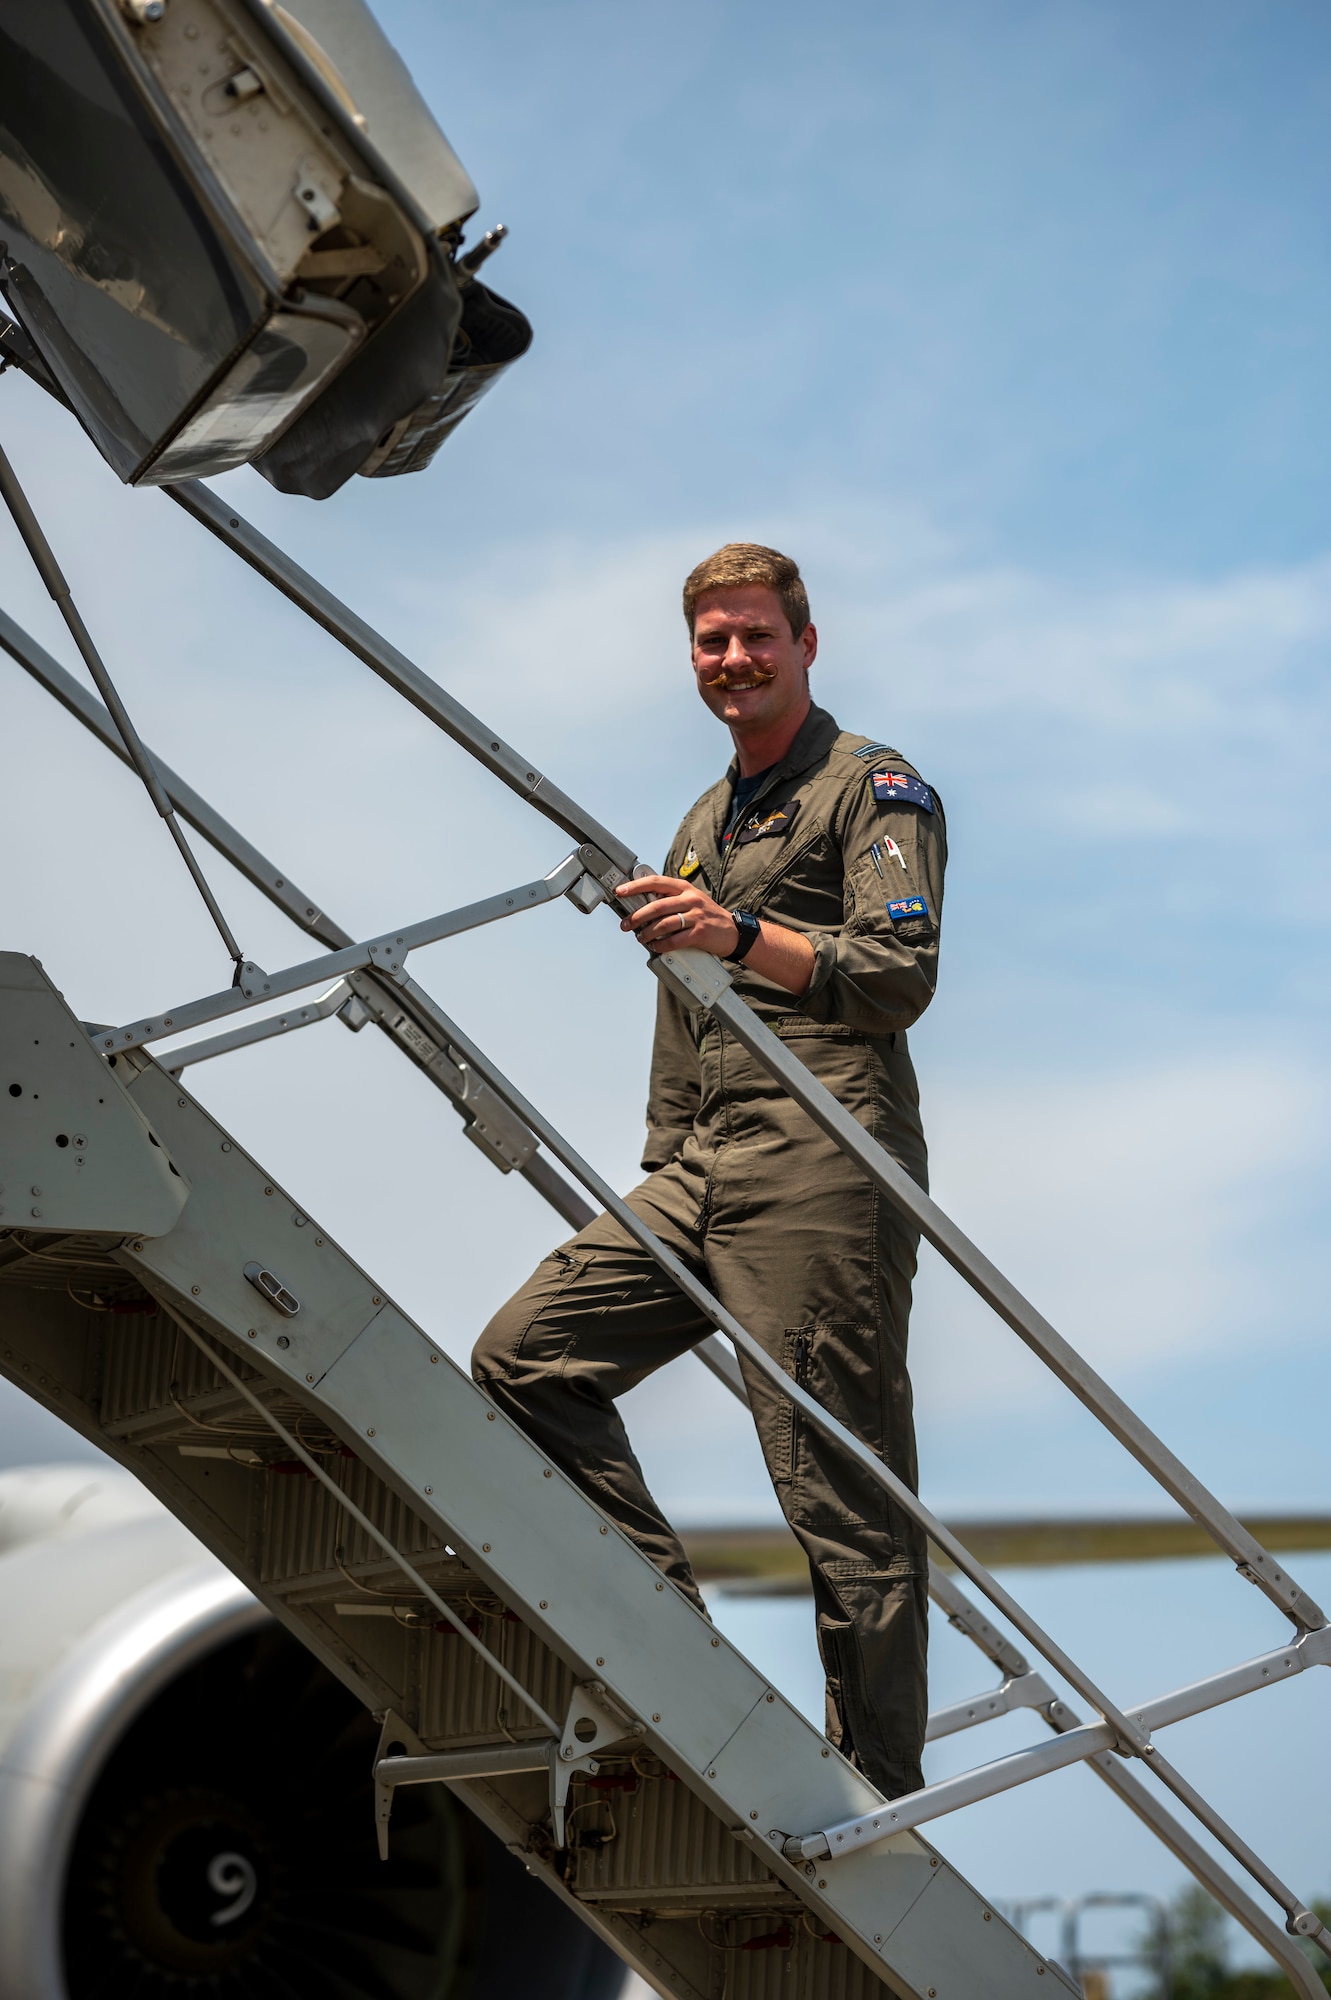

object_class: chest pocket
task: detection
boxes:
[733,797,802,845]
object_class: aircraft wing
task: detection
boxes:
[680,1514,1331,1595]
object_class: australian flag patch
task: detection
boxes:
[870,770,933,813]
[886,892,930,924]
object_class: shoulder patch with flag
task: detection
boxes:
[870,770,934,813]
[886,892,930,925]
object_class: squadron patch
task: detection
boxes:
[886,892,930,924]
[870,770,934,813]
[678,845,702,879]
[733,798,802,846]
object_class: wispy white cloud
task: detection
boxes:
[912,1054,1327,1412]
[4,378,1329,1497]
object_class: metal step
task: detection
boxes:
[0,952,1076,2000]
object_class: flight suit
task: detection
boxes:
[472,702,946,1798]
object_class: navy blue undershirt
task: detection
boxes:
[723,764,775,842]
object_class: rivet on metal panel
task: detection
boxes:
[177,1097,185,1107]
[246,1329,257,1339]
[710,1638,719,1648]
[372,1295,382,1305]
[1037,1968,1045,1977]
[487,1412,496,1421]
[221,1143,231,1153]
[315,1237,324,1247]
[655,1582,664,1591]
[131,1242,144,1252]
[294,1214,306,1227]
[306,1374,314,1382]
[818,1880,827,1889]
[31,1208,41,1218]
[983,1912,992,1922]
[191,1285,201,1295]
[928,1989,937,1996]
[874,1935,882,1944]
[276,1335,290,1349]
[599,1525,607,1534]
[653,1714,661,1722]
[425,1486,433,1495]
[482,1544,491,1552]
[748,1811,758,1820]
[31,1187,40,1197]
[367,1428,375,1436]
[596,1657,605,1665]
[264,1186,273,1195]
[765,1693,774,1702]
[820,1749,829,1758]
[430,1354,438,1364]
[543,1469,552,1479]
[539,1600,548,1609]
[930,1856,939,1866]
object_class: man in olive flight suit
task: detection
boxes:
[473,543,945,1799]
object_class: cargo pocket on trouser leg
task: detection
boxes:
[816,1568,928,1800]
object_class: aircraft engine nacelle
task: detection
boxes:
[0,1466,621,2000]
[0,0,532,497]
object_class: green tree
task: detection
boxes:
[1138,1887,1331,1999]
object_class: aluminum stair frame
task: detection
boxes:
[0,953,1077,2000]
[0,410,1326,1964]
[102,481,1331,1946]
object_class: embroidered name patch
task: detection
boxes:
[887,893,929,924]
[734,798,802,845]
[871,770,933,813]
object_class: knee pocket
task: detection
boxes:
[472,1247,592,1380]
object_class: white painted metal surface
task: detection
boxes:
[0,954,1077,2000]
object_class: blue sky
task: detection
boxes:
[2,0,1329,1968]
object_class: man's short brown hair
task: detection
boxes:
[682,543,810,640]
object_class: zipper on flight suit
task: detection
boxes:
[709,769,786,1178]
[715,762,788,900]
[771,1328,815,1488]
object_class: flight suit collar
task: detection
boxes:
[696,702,840,890]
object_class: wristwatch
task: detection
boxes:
[726,908,762,962]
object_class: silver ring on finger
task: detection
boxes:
[676,911,687,933]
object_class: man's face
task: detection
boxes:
[691,583,817,738]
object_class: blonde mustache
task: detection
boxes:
[700,664,778,690]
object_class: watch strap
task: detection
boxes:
[726,909,762,962]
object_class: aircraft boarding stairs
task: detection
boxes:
[1,457,1330,2000]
